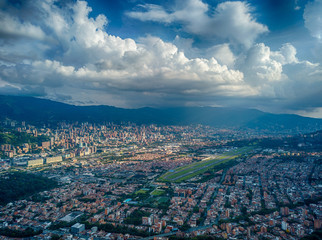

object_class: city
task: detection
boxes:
[1,0,322,239]
[0,119,321,239]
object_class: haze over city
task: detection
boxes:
[0,0,322,118]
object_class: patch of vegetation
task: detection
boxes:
[150,189,165,196]
[178,223,190,231]
[78,197,96,203]
[49,221,75,230]
[196,160,238,183]
[0,227,42,238]
[224,198,232,208]
[50,234,62,240]
[156,197,170,210]
[124,209,150,225]
[301,230,322,240]
[0,172,58,205]
[157,196,170,203]
[0,128,49,146]
[83,221,150,237]
[135,189,150,194]
[31,193,52,203]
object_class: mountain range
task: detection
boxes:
[1,95,322,133]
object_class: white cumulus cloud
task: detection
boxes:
[127,0,268,48]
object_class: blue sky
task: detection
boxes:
[0,0,322,117]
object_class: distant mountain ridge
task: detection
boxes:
[0,95,322,133]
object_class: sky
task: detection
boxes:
[0,0,322,118]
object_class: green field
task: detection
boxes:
[158,147,251,183]
[157,197,169,203]
[135,189,149,194]
[150,189,165,196]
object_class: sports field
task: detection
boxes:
[158,147,250,183]
[150,189,165,196]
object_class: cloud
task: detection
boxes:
[0,0,252,107]
[127,4,173,23]
[304,0,322,40]
[127,0,268,48]
[0,11,45,40]
[236,42,321,109]
[172,38,236,67]
[207,44,235,67]
[239,43,285,87]
[0,0,321,115]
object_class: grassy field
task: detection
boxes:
[150,189,165,196]
[157,197,169,203]
[135,189,149,194]
[158,147,251,183]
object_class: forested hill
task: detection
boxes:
[1,95,322,133]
